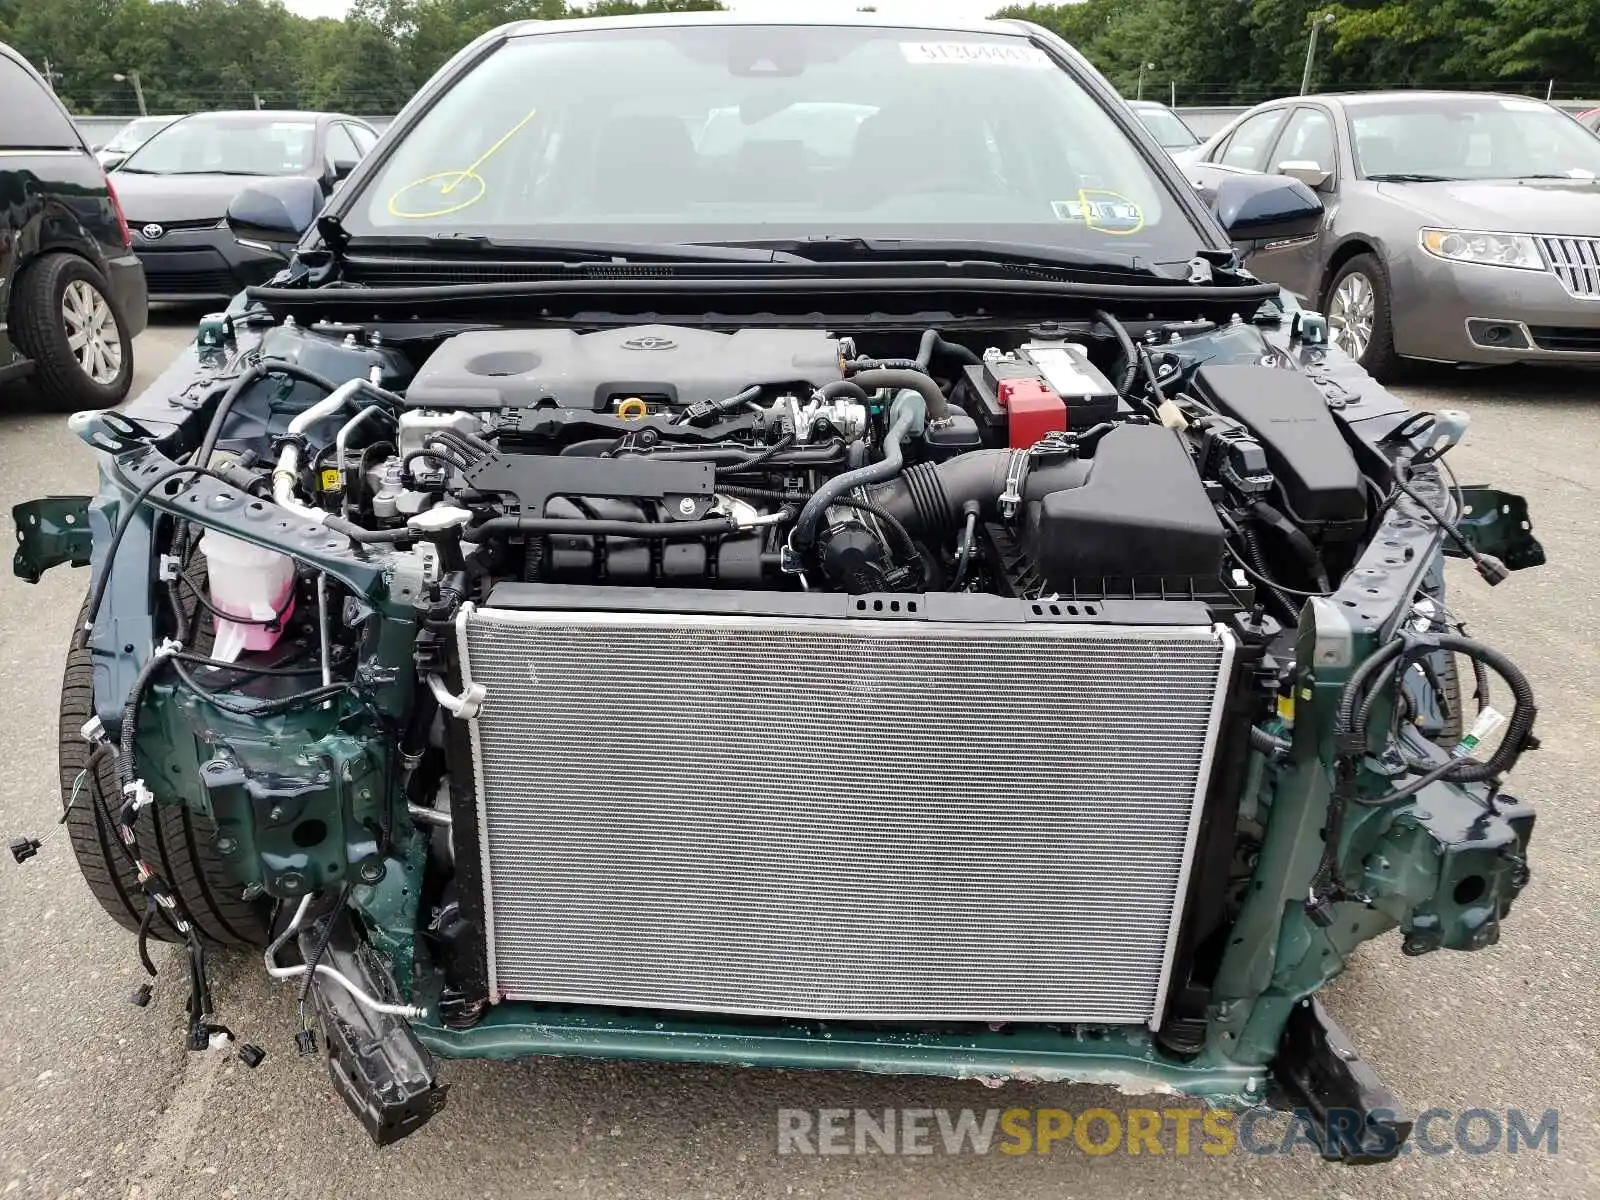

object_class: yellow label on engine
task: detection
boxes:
[320,469,342,493]
[1276,693,1295,721]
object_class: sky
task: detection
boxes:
[280,0,1012,21]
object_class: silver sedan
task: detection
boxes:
[1181,91,1600,379]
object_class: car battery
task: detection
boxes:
[963,341,1120,448]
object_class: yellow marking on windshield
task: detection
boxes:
[1079,188,1146,237]
[386,108,537,220]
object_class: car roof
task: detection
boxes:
[505,12,1033,37]
[1302,90,1554,108]
[163,110,372,127]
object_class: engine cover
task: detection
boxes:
[404,325,844,412]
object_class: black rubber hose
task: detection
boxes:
[916,328,982,370]
[815,380,872,404]
[865,449,1092,537]
[616,442,845,469]
[320,513,415,545]
[846,368,950,422]
[1093,310,1140,397]
[465,516,741,542]
[794,407,919,553]
[1251,500,1332,592]
[1242,526,1301,621]
[1250,725,1292,759]
[197,361,340,469]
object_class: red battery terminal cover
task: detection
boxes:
[996,377,1068,449]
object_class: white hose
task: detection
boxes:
[264,893,427,1019]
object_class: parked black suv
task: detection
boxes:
[0,42,147,409]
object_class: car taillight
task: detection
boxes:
[105,175,132,249]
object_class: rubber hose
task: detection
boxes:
[866,450,1092,537]
[847,368,950,421]
[1252,500,1332,592]
[915,328,982,370]
[197,360,340,468]
[794,408,919,553]
[1093,310,1140,397]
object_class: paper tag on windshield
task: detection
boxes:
[900,42,1052,68]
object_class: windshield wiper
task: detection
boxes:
[688,236,1161,276]
[355,233,813,264]
[1365,173,1459,183]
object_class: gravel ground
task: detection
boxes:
[0,315,1594,1199]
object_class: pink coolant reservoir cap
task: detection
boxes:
[197,530,296,661]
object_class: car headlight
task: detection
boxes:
[1419,228,1546,271]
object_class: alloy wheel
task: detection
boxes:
[62,279,123,385]
[1329,272,1375,362]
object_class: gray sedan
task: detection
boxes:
[1183,92,1600,379]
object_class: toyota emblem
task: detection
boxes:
[141,223,165,241]
[621,335,676,351]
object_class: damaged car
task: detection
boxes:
[14,13,1546,1160]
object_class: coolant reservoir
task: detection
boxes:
[198,531,296,661]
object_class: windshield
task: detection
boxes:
[1134,107,1197,149]
[104,117,173,153]
[350,25,1200,263]
[1350,96,1600,180]
[119,116,316,175]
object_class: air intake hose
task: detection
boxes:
[866,450,1092,538]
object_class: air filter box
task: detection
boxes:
[1025,423,1226,588]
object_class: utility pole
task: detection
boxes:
[1137,62,1155,101]
[114,71,147,117]
[1171,80,1177,108]
[1301,13,1335,96]
[40,58,63,92]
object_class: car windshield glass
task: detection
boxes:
[1349,96,1600,180]
[119,116,316,175]
[104,117,172,152]
[1135,107,1197,148]
[349,25,1198,263]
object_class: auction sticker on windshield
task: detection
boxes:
[900,42,1053,67]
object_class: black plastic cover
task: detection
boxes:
[1026,424,1225,587]
[1190,364,1365,528]
[405,325,843,410]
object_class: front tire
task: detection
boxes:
[60,595,270,947]
[11,253,133,411]
[1324,254,1405,382]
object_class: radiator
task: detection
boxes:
[456,601,1236,1028]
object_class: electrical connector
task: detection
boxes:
[130,983,154,1008]
[8,836,41,864]
[238,1044,267,1069]
[294,1028,318,1056]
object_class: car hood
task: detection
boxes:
[1376,177,1600,235]
[110,172,280,224]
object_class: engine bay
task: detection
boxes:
[234,314,1375,621]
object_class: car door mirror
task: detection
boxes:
[1278,159,1333,190]
[1211,173,1324,249]
[330,157,358,182]
[225,176,324,252]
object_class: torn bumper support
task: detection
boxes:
[1270,997,1413,1164]
[300,911,449,1146]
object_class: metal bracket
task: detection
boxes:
[1450,487,1546,571]
[11,496,92,583]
